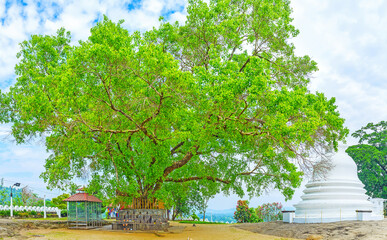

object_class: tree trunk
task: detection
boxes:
[172,209,177,220]
[203,210,206,221]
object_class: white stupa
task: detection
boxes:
[291,145,384,223]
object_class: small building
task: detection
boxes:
[64,188,103,229]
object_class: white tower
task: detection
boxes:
[293,145,383,223]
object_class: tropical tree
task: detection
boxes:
[346,121,387,198]
[234,200,251,223]
[20,186,41,206]
[52,193,71,210]
[0,0,347,204]
[0,188,9,205]
[163,183,192,220]
[189,181,218,221]
[256,202,283,222]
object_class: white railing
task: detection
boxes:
[0,205,61,218]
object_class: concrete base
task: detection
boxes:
[356,210,372,221]
[290,211,384,223]
[293,216,356,223]
[282,211,295,223]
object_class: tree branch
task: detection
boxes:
[171,141,185,155]
[239,58,250,72]
[165,176,230,184]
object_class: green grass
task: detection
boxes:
[179,220,228,224]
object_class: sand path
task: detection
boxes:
[19,222,299,240]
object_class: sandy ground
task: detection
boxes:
[17,222,299,240]
[234,219,387,240]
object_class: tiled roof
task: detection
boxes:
[63,193,102,203]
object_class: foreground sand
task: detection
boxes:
[19,222,299,240]
[235,218,387,240]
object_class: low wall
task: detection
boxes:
[114,209,168,231]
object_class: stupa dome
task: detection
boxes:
[292,145,382,223]
[324,145,359,181]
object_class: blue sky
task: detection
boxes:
[0,0,386,209]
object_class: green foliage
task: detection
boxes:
[248,207,263,223]
[0,188,9,205]
[188,181,218,221]
[61,209,68,217]
[347,121,387,198]
[52,193,70,210]
[0,0,347,204]
[30,210,37,216]
[191,213,200,221]
[0,210,10,217]
[163,183,192,220]
[234,200,251,223]
[256,202,283,222]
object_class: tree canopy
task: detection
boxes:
[52,193,71,210]
[346,121,387,198]
[0,0,347,204]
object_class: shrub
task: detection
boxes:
[0,210,10,217]
[30,211,37,216]
[18,212,29,218]
[191,213,200,221]
[233,200,251,223]
[256,202,283,222]
[61,209,68,217]
[249,208,263,223]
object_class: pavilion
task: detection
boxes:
[64,188,103,229]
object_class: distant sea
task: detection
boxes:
[197,208,236,223]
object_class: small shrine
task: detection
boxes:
[64,188,103,229]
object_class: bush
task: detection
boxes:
[233,200,251,223]
[18,212,29,218]
[191,213,200,221]
[30,211,37,216]
[256,202,283,222]
[0,210,10,217]
[61,209,67,217]
[249,208,263,223]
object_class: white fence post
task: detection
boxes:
[43,195,46,219]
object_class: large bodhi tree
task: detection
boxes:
[0,0,347,204]
[347,121,387,199]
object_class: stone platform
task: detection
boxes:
[113,209,168,231]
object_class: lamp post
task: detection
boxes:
[10,183,20,218]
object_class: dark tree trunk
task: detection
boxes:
[172,209,178,221]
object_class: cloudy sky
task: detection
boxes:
[0,0,386,209]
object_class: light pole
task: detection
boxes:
[10,183,20,218]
